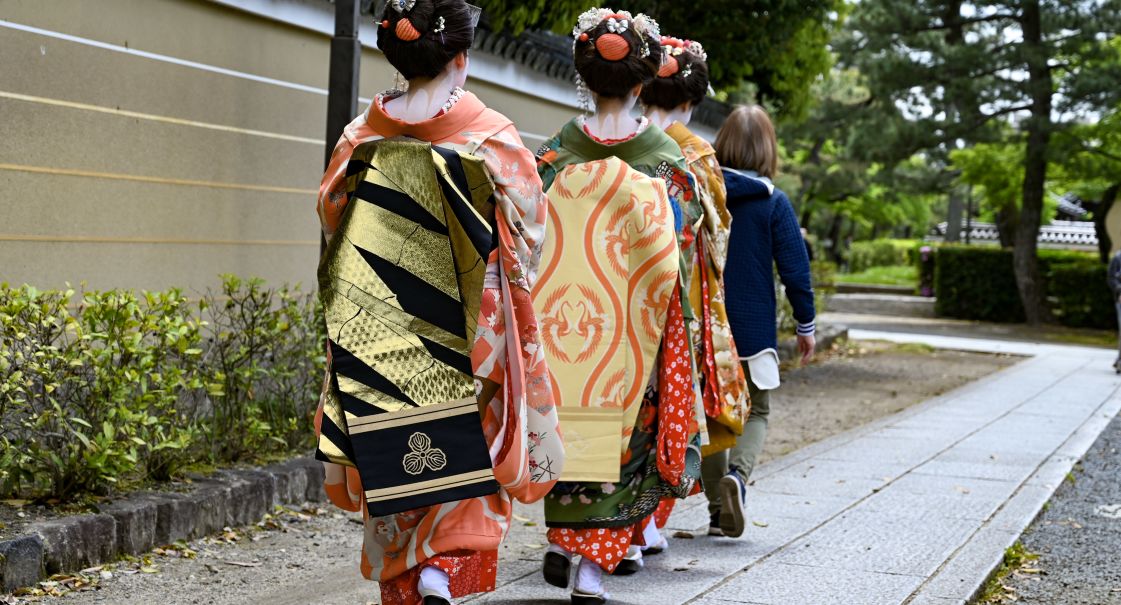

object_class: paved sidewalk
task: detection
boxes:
[468,333,1121,605]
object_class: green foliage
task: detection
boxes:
[198,276,324,463]
[1046,260,1115,330]
[0,287,203,498]
[933,246,1114,328]
[477,0,843,117]
[841,0,1121,320]
[777,261,835,333]
[846,239,919,273]
[934,246,1024,322]
[0,278,324,501]
[780,69,944,243]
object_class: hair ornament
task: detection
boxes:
[685,40,708,62]
[605,16,629,34]
[389,0,416,13]
[657,55,680,78]
[595,33,631,61]
[572,8,660,43]
[395,18,421,41]
[380,19,390,28]
[432,15,446,34]
[465,3,483,28]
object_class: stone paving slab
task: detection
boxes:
[472,331,1120,605]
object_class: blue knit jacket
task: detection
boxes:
[722,168,816,357]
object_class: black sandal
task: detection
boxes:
[543,550,572,588]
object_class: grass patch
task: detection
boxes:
[891,342,936,355]
[1046,329,1117,349]
[835,264,918,287]
[977,541,1040,603]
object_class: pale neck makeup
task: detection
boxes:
[383,54,468,122]
[645,103,694,130]
[585,92,642,141]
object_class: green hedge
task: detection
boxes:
[933,246,1115,329]
[778,261,835,333]
[0,276,324,502]
[847,239,922,273]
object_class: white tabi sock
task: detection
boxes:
[641,516,667,552]
[547,543,574,558]
[575,556,606,596]
[418,565,452,601]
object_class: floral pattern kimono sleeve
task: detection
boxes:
[469,124,565,504]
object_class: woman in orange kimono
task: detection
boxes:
[313,1,563,603]
[641,37,750,538]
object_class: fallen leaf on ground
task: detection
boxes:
[672,531,694,539]
[1094,503,1121,519]
[752,520,769,528]
[223,560,262,568]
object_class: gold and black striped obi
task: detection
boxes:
[316,138,500,516]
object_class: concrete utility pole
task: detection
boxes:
[325,0,362,170]
[322,0,362,255]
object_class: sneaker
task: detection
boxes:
[708,511,724,536]
[543,548,573,589]
[718,470,748,538]
[610,546,644,576]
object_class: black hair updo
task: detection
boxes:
[640,38,710,110]
[572,11,662,100]
[376,0,475,80]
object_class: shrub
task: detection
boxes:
[1046,263,1116,329]
[0,277,323,501]
[198,276,323,463]
[932,246,1113,329]
[846,239,920,273]
[0,287,204,498]
[933,246,1024,322]
[777,261,835,333]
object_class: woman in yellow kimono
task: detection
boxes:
[533,9,701,604]
[641,37,750,535]
[313,1,563,603]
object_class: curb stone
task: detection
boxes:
[0,457,326,593]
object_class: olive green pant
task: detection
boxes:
[701,363,771,515]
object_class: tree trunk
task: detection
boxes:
[1095,183,1119,262]
[945,187,964,242]
[827,213,845,265]
[1014,0,1053,325]
[995,205,1019,249]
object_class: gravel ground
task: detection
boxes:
[4,340,1016,605]
[989,410,1121,605]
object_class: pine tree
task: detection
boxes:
[842,0,1121,323]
